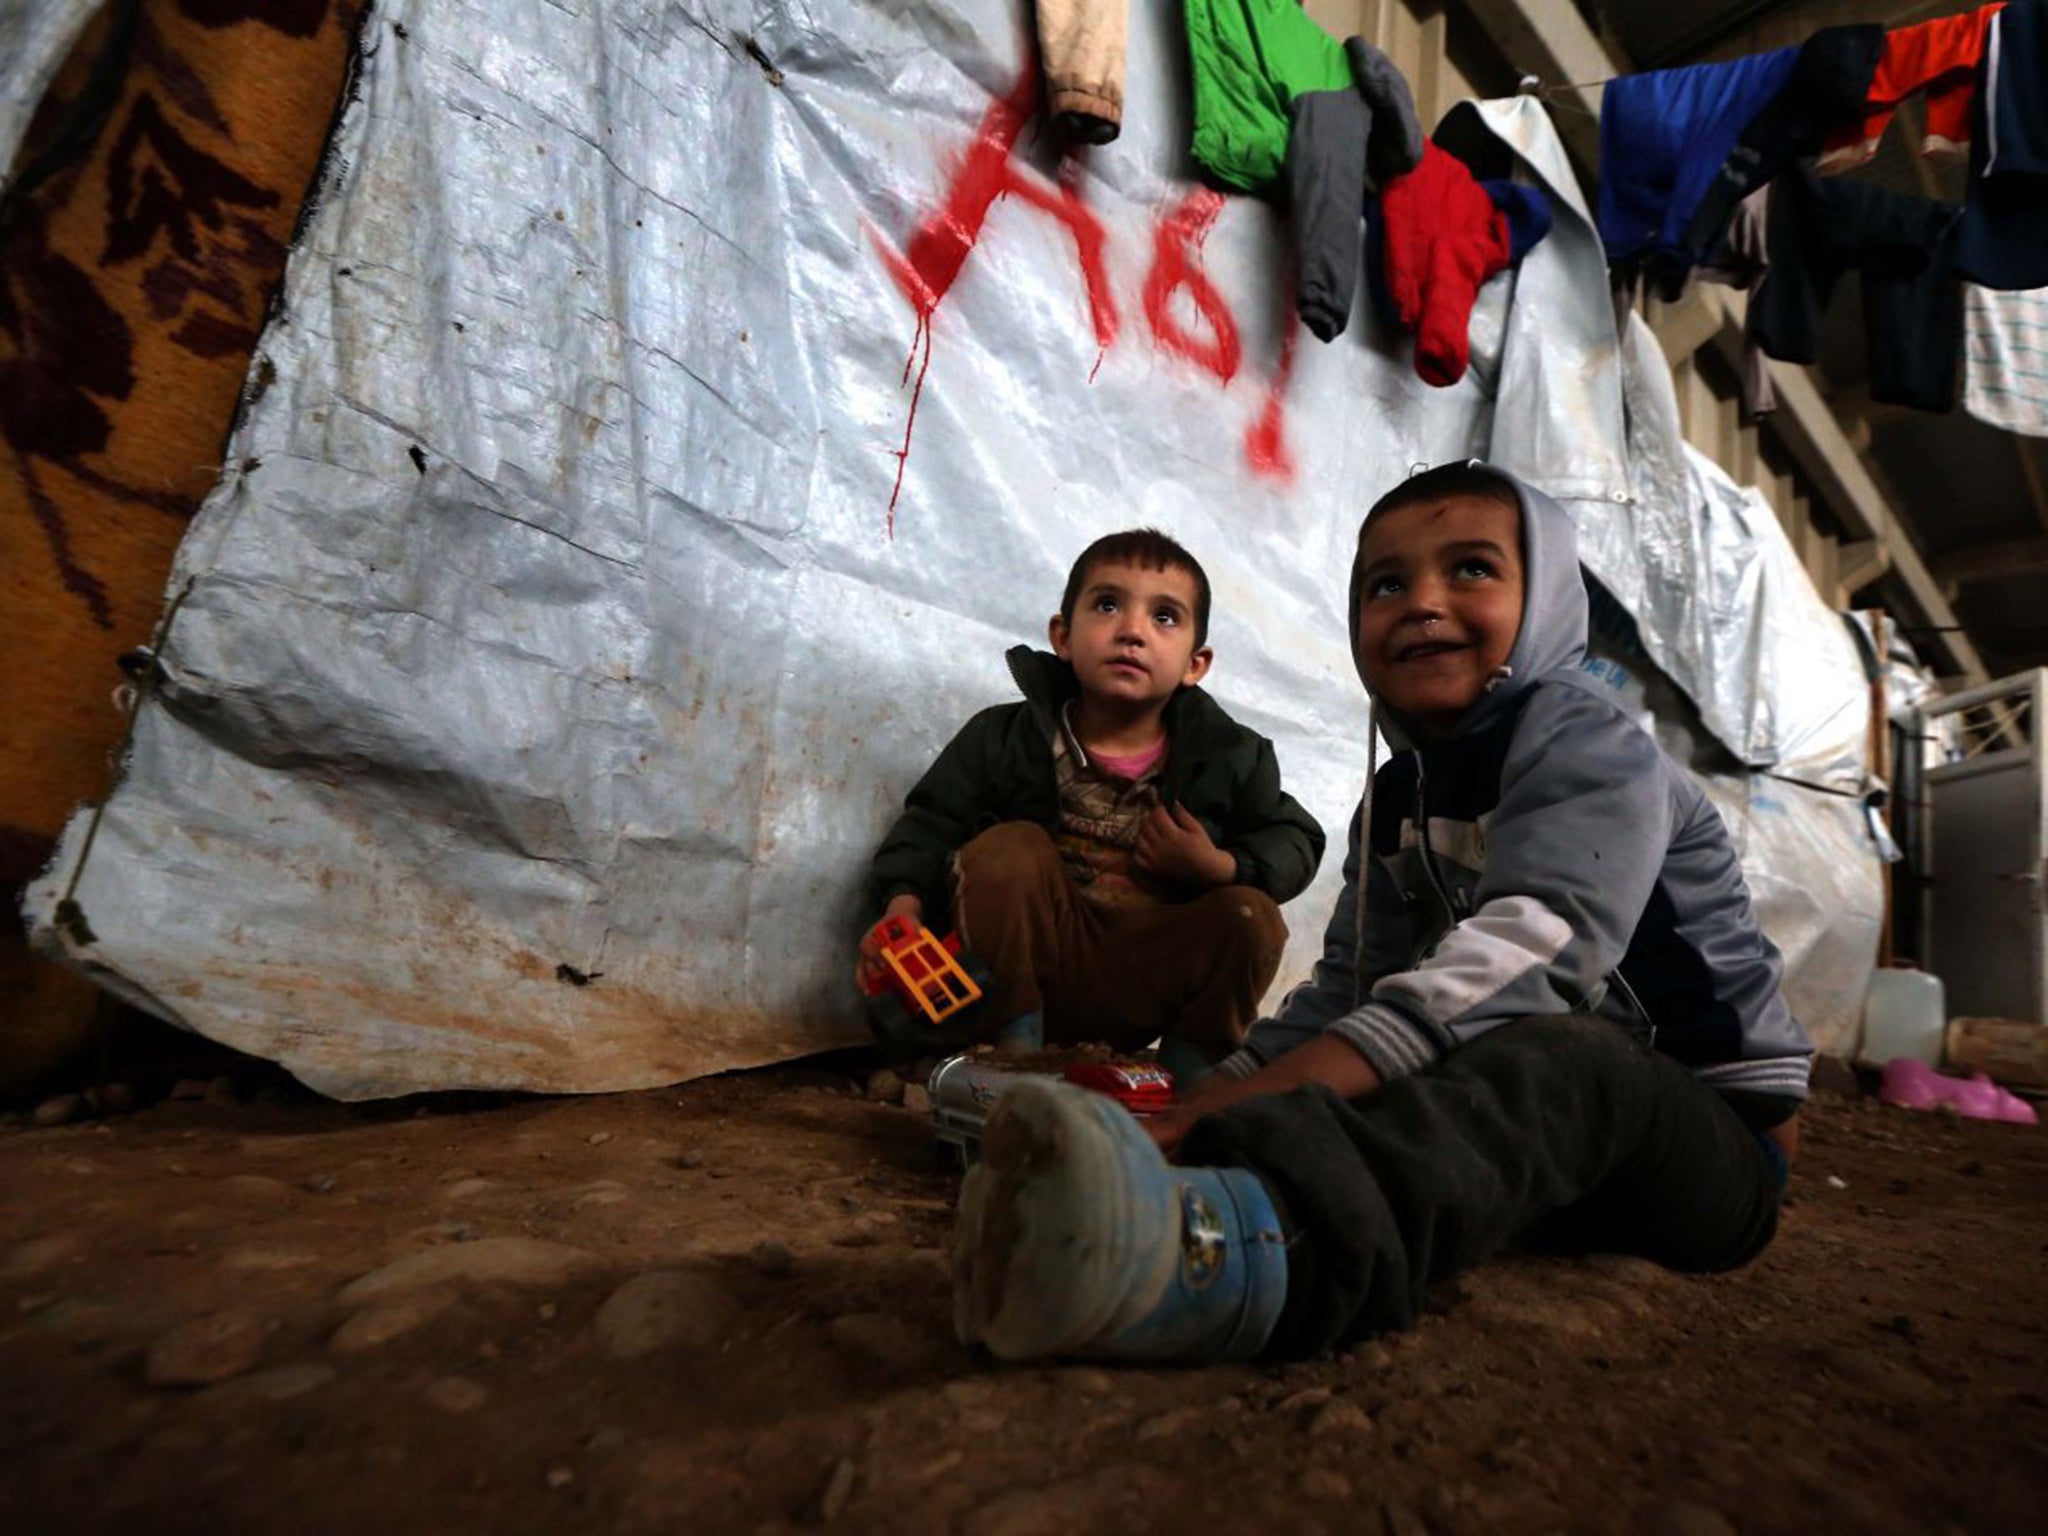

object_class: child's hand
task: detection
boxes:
[857,895,925,985]
[1144,1106,1200,1158]
[1146,1071,1254,1158]
[1134,803,1237,887]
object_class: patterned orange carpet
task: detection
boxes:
[1,0,363,1088]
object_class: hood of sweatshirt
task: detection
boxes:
[1347,462,1589,751]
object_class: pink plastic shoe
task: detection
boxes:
[1878,1058,2039,1125]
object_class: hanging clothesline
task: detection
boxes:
[1490,8,2040,431]
[1150,0,2040,417]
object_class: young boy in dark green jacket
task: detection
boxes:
[860,530,1325,1069]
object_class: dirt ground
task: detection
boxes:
[2,1052,2045,1536]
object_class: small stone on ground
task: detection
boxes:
[331,1288,457,1352]
[1304,1468,1353,1500]
[1637,1498,1738,1536]
[592,1271,739,1358]
[815,1458,857,1522]
[1309,1398,1372,1438]
[424,1376,490,1413]
[145,1311,266,1387]
[337,1238,604,1306]
[32,1094,87,1128]
[254,1363,339,1401]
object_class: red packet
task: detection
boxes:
[1061,1061,1177,1116]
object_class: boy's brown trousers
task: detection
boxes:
[952,822,1286,1059]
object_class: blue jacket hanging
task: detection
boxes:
[1596,50,1798,279]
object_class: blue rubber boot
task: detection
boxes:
[952,1079,1288,1363]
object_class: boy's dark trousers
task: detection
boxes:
[1181,1014,1787,1358]
[952,822,1287,1058]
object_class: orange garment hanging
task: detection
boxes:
[1819,2,2005,169]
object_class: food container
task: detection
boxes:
[927,1054,1177,1167]
[1859,967,1947,1068]
[928,1055,1058,1168]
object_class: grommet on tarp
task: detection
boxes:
[1518,74,1542,96]
[50,579,197,953]
[116,647,159,682]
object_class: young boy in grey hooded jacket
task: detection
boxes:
[950,461,1810,1364]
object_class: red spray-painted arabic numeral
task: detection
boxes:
[1243,301,1298,484]
[868,70,1118,533]
[872,70,1117,347]
[1141,188,1241,385]
[886,312,935,540]
[871,67,1300,520]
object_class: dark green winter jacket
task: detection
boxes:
[869,647,1325,926]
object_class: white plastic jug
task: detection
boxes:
[1859,968,1947,1068]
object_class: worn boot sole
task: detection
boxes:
[952,1080,1178,1360]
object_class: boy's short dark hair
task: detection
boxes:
[1060,529,1213,648]
[1365,461,1522,529]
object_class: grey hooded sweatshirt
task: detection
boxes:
[1218,465,1812,1124]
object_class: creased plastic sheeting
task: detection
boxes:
[1737,777,1880,1055]
[1571,319,1867,784]
[1439,98,1631,509]
[1846,610,1940,726]
[0,0,100,187]
[25,0,1493,1098]
[1606,434,1872,788]
[1599,440,1882,1050]
[1580,579,1879,1056]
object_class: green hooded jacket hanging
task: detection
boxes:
[1186,0,1352,192]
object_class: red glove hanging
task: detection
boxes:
[1376,142,1512,387]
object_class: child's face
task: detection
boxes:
[1354,492,1524,737]
[1050,559,1212,713]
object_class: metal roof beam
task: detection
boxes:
[1932,536,2048,591]
[1635,0,1965,67]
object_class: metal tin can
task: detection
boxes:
[927,1054,1058,1168]
[926,1053,1179,1167]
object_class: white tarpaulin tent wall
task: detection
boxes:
[0,1,102,195]
[22,0,1881,1098]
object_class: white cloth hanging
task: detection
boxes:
[1962,283,2048,437]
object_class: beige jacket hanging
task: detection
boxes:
[1040,0,1127,143]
